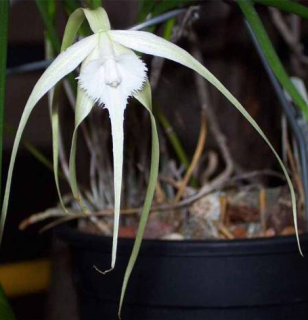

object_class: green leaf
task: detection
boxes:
[138,0,193,20]
[46,0,56,19]
[110,29,302,254]
[154,104,190,168]
[151,0,192,17]
[119,81,159,316]
[0,283,15,320]
[0,0,9,199]
[63,0,80,14]
[254,0,308,20]
[290,77,308,107]
[50,8,87,212]
[90,0,102,10]
[138,0,155,21]
[44,0,68,212]
[238,0,308,122]
[35,0,61,53]
[50,83,68,211]
[162,17,175,40]
[35,0,78,92]
[68,58,96,210]
[62,1,92,36]
[0,7,16,317]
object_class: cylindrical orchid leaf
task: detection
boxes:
[119,81,159,316]
[0,35,97,245]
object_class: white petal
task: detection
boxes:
[109,30,192,65]
[83,7,111,33]
[38,34,98,96]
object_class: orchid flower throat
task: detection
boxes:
[78,32,148,108]
[98,32,122,88]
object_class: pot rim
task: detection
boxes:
[56,224,308,258]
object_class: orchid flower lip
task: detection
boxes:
[77,32,148,109]
[104,57,123,87]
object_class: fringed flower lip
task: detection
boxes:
[0,6,302,316]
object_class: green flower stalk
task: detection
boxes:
[0,7,302,314]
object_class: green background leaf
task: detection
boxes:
[0,283,15,320]
[0,0,9,198]
[238,0,308,121]
[0,0,16,318]
[254,0,308,20]
[119,82,160,316]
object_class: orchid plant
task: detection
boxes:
[0,6,302,315]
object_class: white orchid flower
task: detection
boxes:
[0,7,301,311]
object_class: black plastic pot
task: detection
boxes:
[57,226,308,320]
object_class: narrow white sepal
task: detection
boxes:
[109,29,303,255]
[69,48,99,201]
[0,34,98,245]
[108,88,126,269]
